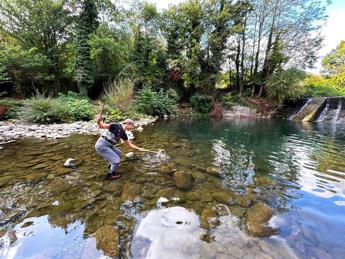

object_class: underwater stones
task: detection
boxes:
[159,165,173,175]
[200,207,219,229]
[186,190,202,201]
[235,194,256,208]
[254,175,274,186]
[201,192,213,203]
[173,171,193,191]
[47,174,55,181]
[95,225,119,258]
[173,191,187,204]
[103,181,122,193]
[206,167,222,178]
[25,173,46,182]
[31,163,48,170]
[55,167,72,176]
[0,176,13,187]
[211,190,235,205]
[245,203,278,237]
[191,172,207,183]
[121,182,141,201]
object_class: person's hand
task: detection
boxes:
[138,147,147,152]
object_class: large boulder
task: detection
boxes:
[245,203,278,237]
[173,171,192,191]
[95,225,119,257]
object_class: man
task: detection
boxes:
[95,113,146,180]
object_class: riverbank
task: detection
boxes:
[0,117,157,145]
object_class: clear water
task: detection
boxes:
[1,118,345,258]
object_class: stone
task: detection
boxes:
[191,172,207,183]
[212,190,235,205]
[186,191,202,201]
[235,194,256,208]
[95,225,119,258]
[206,167,222,178]
[121,182,141,201]
[200,207,218,229]
[173,171,193,191]
[245,203,278,237]
[103,182,122,193]
[64,158,76,167]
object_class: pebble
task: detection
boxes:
[0,117,157,145]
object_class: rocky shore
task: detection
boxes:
[0,117,157,145]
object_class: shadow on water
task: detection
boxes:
[0,118,345,258]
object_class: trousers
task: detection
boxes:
[95,137,121,173]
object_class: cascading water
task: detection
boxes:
[289,98,312,120]
[276,97,345,123]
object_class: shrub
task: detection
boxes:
[57,92,96,121]
[221,93,234,108]
[102,107,125,123]
[190,94,212,113]
[0,98,23,119]
[20,94,68,123]
[304,74,345,97]
[103,78,134,112]
[134,88,176,116]
[267,68,306,106]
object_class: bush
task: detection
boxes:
[20,94,68,123]
[190,95,212,113]
[267,68,306,106]
[134,88,176,116]
[0,98,23,119]
[221,93,234,108]
[304,74,345,97]
[102,107,125,123]
[57,92,96,121]
[103,78,134,112]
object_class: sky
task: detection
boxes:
[148,0,345,74]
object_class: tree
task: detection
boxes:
[0,0,72,95]
[74,0,99,96]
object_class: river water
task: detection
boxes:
[0,119,345,258]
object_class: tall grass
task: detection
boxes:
[20,92,68,123]
[103,78,134,112]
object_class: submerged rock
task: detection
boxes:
[94,225,119,257]
[173,171,192,191]
[245,203,278,237]
[131,207,204,258]
[121,182,141,201]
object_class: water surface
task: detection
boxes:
[1,119,345,258]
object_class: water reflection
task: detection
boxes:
[0,119,345,258]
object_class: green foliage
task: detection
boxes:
[103,78,134,112]
[57,92,96,121]
[20,91,96,123]
[102,107,125,123]
[74,0,99,95]
[304,74,345,97]
[322,41,345,76]
[221,93,234,108]
[190,94,212,113]
[267,68,306,105]
[20,93,68,123]
[0,98,23,119]
[134,88,176,116]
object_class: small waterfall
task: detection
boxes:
[289,98,312,120]
[333,100,342,123]
[316,101,330,122]
[275,96,345,123]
